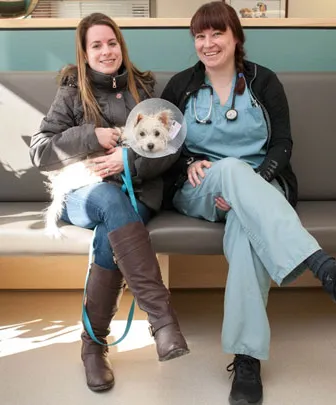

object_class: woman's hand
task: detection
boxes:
[215,196,231,212]
[95,127,121,150]
[90,147,124,178]
[187,160,212,187]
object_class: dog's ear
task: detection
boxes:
[157,110,172,128]
[134,113,144,126]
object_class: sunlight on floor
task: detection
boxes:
[0,318,154,357]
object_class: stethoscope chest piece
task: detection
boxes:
[225,108,238,121]
[192,76,241,124]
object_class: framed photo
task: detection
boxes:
[228,0,288,18]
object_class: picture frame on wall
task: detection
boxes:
[227,0,288,18]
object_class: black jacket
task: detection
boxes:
[161,60,298,208]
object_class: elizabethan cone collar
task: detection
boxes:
[123,98,187,158]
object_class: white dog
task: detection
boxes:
[43,150,105,238]
[132,109,173,153]
[43,109,173,238]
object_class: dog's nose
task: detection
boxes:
[147,143,154,150]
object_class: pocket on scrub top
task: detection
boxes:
[186,103,214,144]
[244,106,268,141]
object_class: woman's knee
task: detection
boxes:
[216,157,247,171]
[66,182,125,210]
[88,183,134,213]
[88,183,127,208]
[214,158,252,181]
[83,183,139,227]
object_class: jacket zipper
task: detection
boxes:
[112,77,117,89]
[179,91,193,113]
[248,65,290,199]
[248,64,272,151]
[278,174,290,200]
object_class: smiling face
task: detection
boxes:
[194,27,237,72]
[85,24,122,75]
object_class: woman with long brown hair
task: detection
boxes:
[162,2,336,404]
[30,12,189,393]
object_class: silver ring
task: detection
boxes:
[105,169,110,175]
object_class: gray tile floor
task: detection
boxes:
[1,288,336,405]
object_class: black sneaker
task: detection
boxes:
[226,354,263,405]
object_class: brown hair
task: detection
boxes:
[62,13,154,126]
[190,1,246,94]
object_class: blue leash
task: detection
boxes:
[82,148,137,346]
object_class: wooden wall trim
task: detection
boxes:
[1,18,336,29]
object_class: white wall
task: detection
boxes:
[156,0,206,17]
[289,0,336,17]
[156,0,336,18]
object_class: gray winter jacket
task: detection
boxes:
[29,66,180,211]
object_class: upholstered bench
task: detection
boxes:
[1,71,336,288]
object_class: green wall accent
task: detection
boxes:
[0,28,336,72]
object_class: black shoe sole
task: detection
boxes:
[229,395,263,405]
[159,347,190,362]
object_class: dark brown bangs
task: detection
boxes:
[190,2,229,36]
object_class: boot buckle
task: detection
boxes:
[148,325,155,337]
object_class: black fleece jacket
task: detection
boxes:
[161,60,298,208]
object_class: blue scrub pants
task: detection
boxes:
[173,157,320,359]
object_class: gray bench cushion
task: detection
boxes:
[0,203,92,255]
[1,201,336,255]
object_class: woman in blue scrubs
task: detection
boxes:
[162,2,336,404]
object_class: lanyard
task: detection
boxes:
[82,147,137,346]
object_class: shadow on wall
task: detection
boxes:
[0,159,47,229]
[0,72,58,115]
[0,136,48,203]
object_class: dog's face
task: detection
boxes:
[133,110,173,153]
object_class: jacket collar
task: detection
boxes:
[87,66,128,91]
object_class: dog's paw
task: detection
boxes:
[116,126,124,135]
[117,126,129,146]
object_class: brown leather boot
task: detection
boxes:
[108,221,189,361]
[81,263,126,392]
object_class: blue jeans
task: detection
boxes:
[60,182,152,270]
[173,157,320,360]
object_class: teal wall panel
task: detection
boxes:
[0,27,336,72]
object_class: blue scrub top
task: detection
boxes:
[185,76,268,169]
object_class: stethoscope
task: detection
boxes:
[192,73,243,124]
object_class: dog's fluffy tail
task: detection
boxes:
[44,182,66,239]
